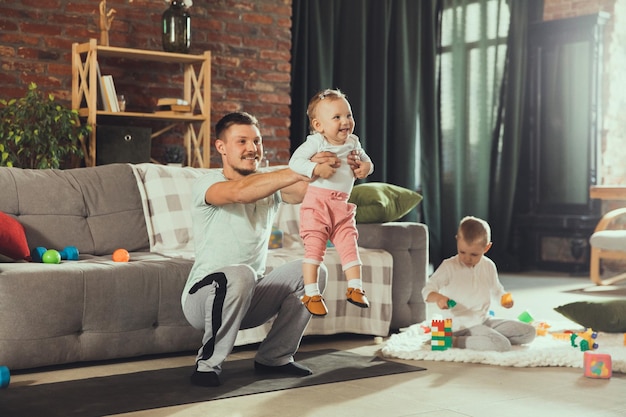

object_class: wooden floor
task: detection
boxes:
[7,273,626,417]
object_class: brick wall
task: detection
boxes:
[3,0,623,174]
[0,0,293,166]
[543,0,615,19]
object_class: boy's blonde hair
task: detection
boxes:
[306,88,346,133]
[458,216,491,247]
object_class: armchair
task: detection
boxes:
[589,207,626,286]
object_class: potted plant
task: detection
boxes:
[0,82,91,169]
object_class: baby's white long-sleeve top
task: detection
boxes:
[421,254,507,331]
[289,132,373,194]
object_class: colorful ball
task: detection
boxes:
[42,249,61,264]
[112,248,130,262]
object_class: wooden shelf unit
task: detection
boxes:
[71,38,211,167]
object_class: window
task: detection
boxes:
[438,0,510,207]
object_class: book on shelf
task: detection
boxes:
[96,63,110,111]
[156,104,192,112]
[101,75,120,112]
[157,98,189,106]
[155,97,191,114]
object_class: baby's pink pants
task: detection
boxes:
[299,186,361,271]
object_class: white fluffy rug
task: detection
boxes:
[382,321,626,373]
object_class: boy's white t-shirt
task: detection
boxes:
[421,254,506,331]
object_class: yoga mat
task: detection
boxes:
[0,349,425,417]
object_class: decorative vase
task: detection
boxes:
[162,0,190,53]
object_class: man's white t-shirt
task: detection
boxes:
[181,169,281,305]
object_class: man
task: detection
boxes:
[182,111,348,387]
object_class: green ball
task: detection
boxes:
[42,249,61,264]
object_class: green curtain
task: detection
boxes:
[290,0,441,209]
[436,0,512,263]
[290,0,543,269]
[489,0,544,270]
[433,0,542,267]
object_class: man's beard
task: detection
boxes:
[233,166,256,176]
[233,159,258,176]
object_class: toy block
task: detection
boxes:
[431,345,449,351]
[517,310,534,323]
[584,351,612,379]
[431,318,453,351]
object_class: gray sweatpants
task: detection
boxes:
[453,318,536,352]
[182,260,327,374]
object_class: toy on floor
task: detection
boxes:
[431,318,453,350]
[534,321,551,336]
[570,328,599,351]
[112,248,130,262]
[0,365,9,389]
[517,310,534,324]
[550,330,574,341]
[584,351,612,379]
[31,246,79,263]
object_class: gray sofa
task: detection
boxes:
[0,164,428,370]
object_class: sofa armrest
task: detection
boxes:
[356,222,428,330]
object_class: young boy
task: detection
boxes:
[422,216,535,352]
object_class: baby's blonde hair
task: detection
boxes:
[458,216,491,247]
[306,88,346,133]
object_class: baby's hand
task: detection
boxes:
[353,161,371,180]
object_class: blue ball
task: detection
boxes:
[0,365,10,389]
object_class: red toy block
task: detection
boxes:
[584,351,612,379]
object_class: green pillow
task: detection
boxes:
[348,183,422,224]
[554,300,626,333]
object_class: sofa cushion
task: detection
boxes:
[554,300,626,333]
[0,252,201,369]
[349,182,422,223]
[0,211,30,260]
[131,164,210,255]
[590,230,626,250]
[0,165,149,255]
[256,245,394,340]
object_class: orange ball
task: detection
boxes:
[501,292,513,306]
[112,248,130,262]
